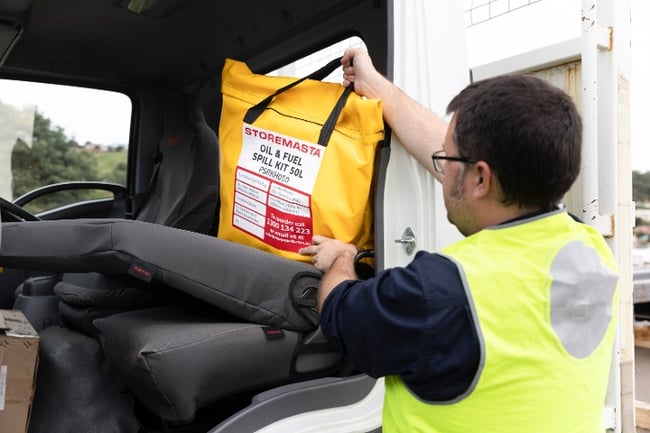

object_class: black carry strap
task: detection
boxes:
[243,57,353,147]
[318,86,352,147]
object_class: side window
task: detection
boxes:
[268,36,366,81]
[0,79,131,213]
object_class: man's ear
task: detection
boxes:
[470,161,492,199]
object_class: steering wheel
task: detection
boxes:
[0,197,40,222]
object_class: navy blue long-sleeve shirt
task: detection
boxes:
[319,251,480,401]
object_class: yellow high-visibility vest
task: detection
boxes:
[383,211,619,433]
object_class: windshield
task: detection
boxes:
[0,80,131,212]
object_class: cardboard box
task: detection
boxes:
[0,310,39,433]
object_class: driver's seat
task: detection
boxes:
[13,92,220,330]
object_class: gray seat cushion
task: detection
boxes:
[0,218,321,331]
[57,302,130,338]
[54,271,174,336]
[94,306,304,424]
[54,281,159,308]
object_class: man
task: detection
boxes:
[299,48,619,432]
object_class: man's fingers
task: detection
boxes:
[311,235,328,244]
[298,245,316,256]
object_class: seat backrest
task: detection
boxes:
[135,94,219,235]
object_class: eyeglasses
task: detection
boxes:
[431,150,477,174]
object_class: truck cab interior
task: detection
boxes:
[0,1,392,432]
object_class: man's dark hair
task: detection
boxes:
[446,74,582,210]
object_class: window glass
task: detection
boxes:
[268,36,366,82]
[0,80,131,213]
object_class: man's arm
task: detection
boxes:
[302,50,450,309]
[316,252,481,401]
[341,48,447,182]
[316,249,357,311]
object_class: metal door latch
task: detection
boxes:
[394,227,416,255]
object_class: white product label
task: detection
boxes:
[232,123,325,252]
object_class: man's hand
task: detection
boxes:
[299,235,358,311]
[341,48,384,99]
[298,234,357,272]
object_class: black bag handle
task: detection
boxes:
[243,57,352,147]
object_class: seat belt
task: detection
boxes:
[127,151,163,219]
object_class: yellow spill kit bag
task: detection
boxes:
[218,58,384,262]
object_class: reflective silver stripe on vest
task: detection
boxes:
[549,241,618,358]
